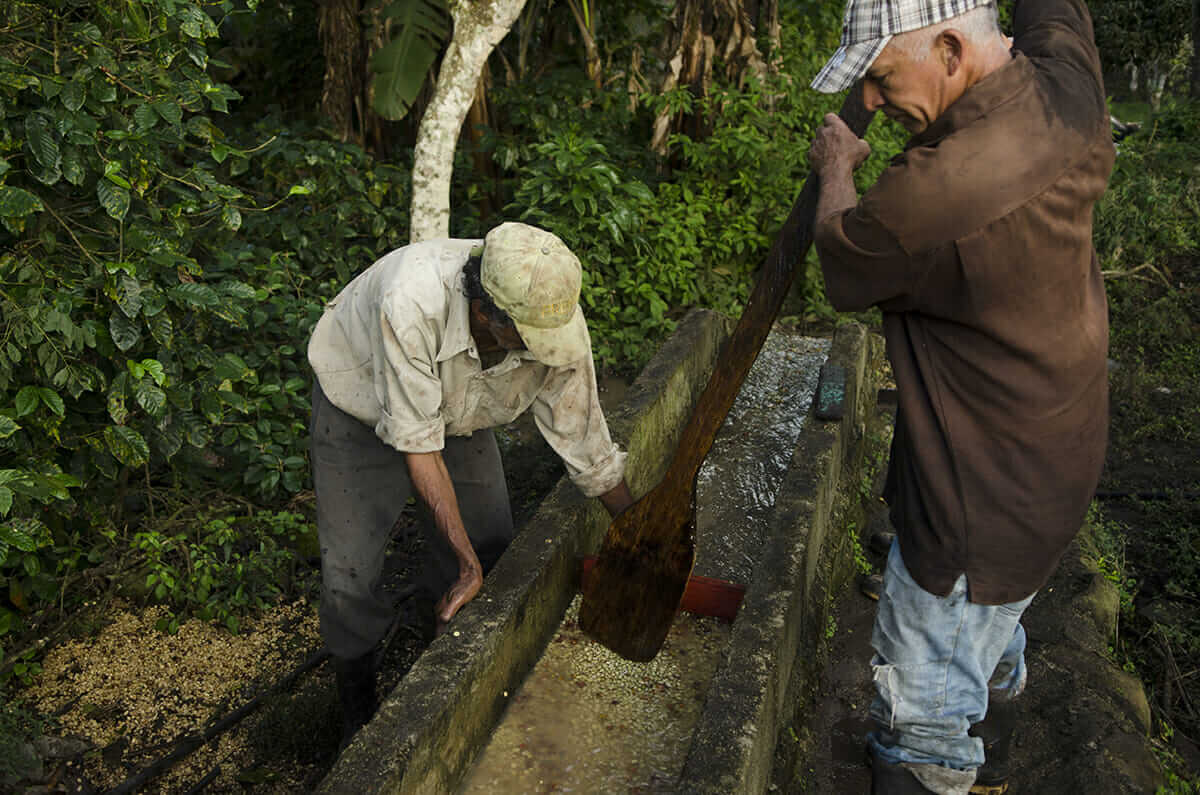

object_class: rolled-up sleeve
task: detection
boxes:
[815,204,924,313]
[374,302,446,453]
[531,355,627,498]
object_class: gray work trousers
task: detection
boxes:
[310,383,515,659]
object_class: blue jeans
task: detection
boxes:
[868,540,1034,790]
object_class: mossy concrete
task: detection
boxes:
[678,323,883,793]
[317,308,732,794]
[1015,531,1164,792]
[319,309,1164,794]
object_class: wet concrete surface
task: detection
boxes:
[694,332,830,585]
[459,597,729,794]
[458,330,829,792]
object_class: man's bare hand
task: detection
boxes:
[435,562,483,632]
[598,479,635,518]
[808,113,871,178]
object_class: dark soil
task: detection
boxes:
[792,393,1170,793]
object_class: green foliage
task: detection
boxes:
[489,0,908,367]
[1099,96,1200,756]
[0,0,414,645]
[1085,502,1137,621]
[1095,101,1200,279]
[136,510,315,634]
[0,697,42,782]
[0,0,282,628]
[847,521,873,577]
[1088,0,1192,84]
[508,128,660,367]
[370,0,451,121]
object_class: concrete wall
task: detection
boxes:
[678,322,883,792]
[318,308,733,794]
[318,315,883,794]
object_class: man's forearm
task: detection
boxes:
[405,451,481,576]
[815,166,859,226]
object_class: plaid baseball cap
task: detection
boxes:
[481,222,590,367]
[811,0,993,94]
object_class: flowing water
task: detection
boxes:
[694,332,831,584]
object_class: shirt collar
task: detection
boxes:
[435,275,541,368]
[436,274,476,363]
[906,52,1033,150]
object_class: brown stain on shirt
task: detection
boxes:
[815,0,1115,604]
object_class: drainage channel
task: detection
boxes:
[458,331,830,793]
[317,314,879,795]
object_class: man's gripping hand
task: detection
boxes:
[808,113,871,179]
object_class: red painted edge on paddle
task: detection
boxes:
[580,556,745,622]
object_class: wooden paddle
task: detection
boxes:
[580,83,876,662]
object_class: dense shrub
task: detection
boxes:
[1,0,260,643]
[490,0,906,369]
[0,0,913,651]
[0,1,409,647]
[1095,100,1200,279]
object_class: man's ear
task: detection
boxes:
[939,29,965,76]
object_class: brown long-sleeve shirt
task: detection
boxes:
[815,0,1116,604]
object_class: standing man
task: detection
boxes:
[308,222,634,748]
[807,1,1114,793]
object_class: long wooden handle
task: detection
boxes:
[665,84,875,490]
[580,85,876,662]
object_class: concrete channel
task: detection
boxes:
[318,309,884,794]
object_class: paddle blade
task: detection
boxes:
[579,488,696,662]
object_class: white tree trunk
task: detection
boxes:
[410,0,526,242]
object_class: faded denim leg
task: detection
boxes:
[867,539,1034,795]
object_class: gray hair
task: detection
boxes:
[890,4,1002,61]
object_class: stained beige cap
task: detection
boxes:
[482,222,590,367]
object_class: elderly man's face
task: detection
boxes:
[863,36,961,134]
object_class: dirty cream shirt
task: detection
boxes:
[814,0,1114,604]
[307,239,626,498]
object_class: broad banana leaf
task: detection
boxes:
[370,0,451,121]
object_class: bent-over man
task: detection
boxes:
[807,0,1114,792]
[307,222,634,747]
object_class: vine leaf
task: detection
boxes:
[108,372,130,425]
[109,313,141,352]
[15,386,40,418]
[60,81,86,111]
[135,380,167,417]
[369,0,451,121]
[97,178,130,220]
[0,186,44,217]
[154,100,183,126]
[104,425,150,468]
[134,103,158,132]
[116,273,143,318]
[0,518,41,552]
[24,113,60,169]
[36,387,64,417]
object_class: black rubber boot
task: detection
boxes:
[871,753,935,794]
[333,654,377,752]
[969,696,1018,794]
